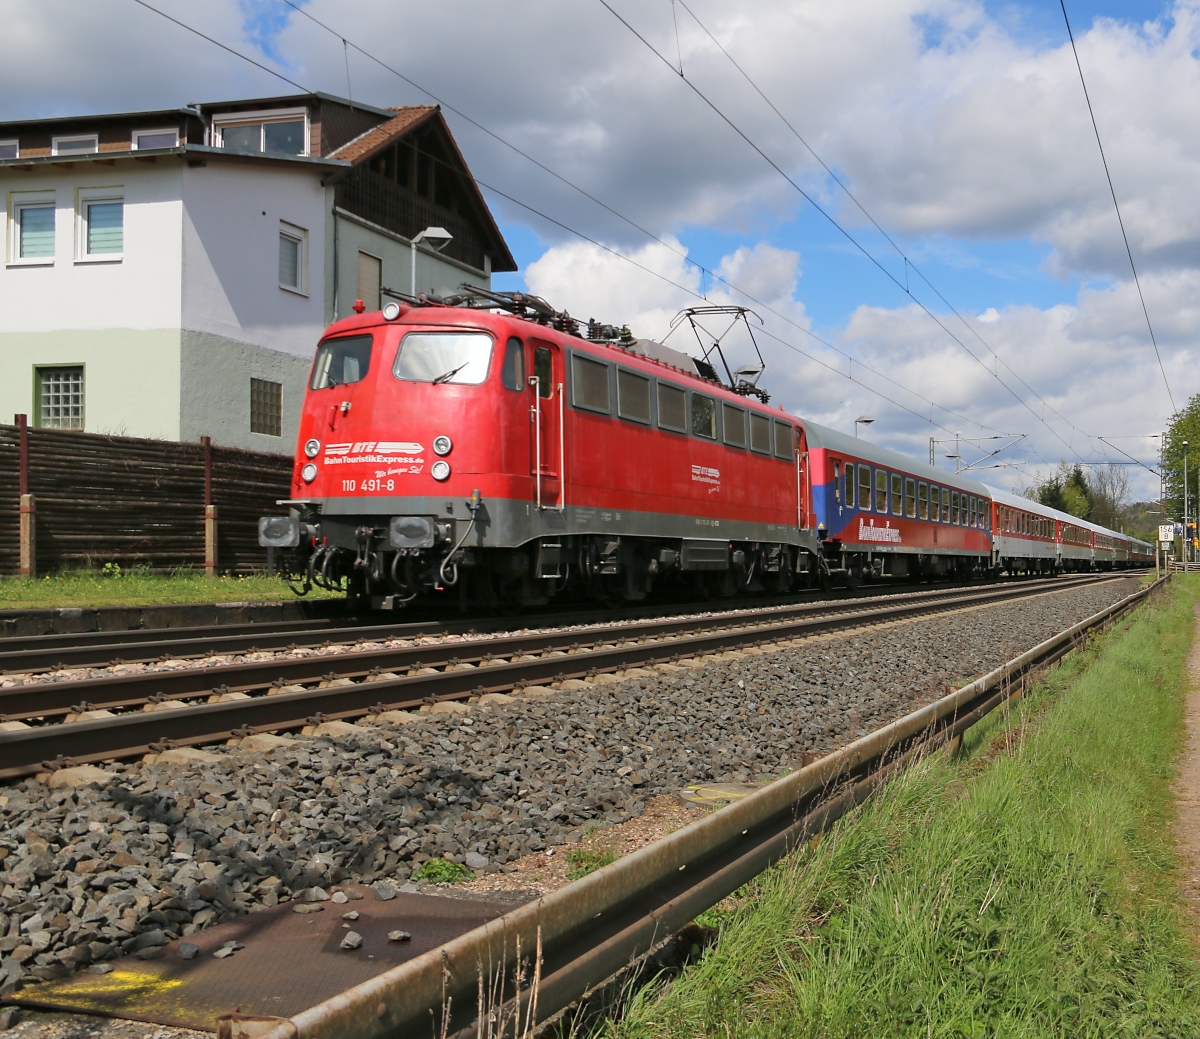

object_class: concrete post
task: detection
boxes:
[19,494,35,578]
[205,505,218,578]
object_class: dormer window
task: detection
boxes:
[0,141,17,160]
[52,135,98,156]
[213,109,307,157]
[133,128,179,150]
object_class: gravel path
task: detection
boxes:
[0,578,1140,1001]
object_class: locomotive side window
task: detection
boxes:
[533,346,552,398]
[875,469,888,513]
[310,334,372,389]
[394,332,492,385]
[617,369,651,423]
[691,394,717,439]
[845,464,856,509]
[750,413,771,453]
[891,473,903,516]
[773,420,793,460]
[917,482,928,520]
[571,353,611,414]
[501,337,525,391]
[658,383,686,432]
[722,404,747,448]
[905,478,916,518]
[859,465,872,511]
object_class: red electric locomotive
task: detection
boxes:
[261,291,822,607]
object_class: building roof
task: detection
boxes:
[0,107,198,131]
[190,91,394,120]
[328,106,439,163]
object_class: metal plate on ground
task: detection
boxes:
[5,888,511,1030]
[679,781,762,805]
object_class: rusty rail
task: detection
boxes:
[252,574,1167,1039]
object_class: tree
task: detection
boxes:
[1026,463,1093,518]
[1089,463,1131,529]
[1163,393,1200,522]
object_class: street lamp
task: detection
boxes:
[410,226,453,297]
[854,415,874,438]
[944,452,961,473]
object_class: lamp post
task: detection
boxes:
[854,415,874,438]
[945,452,961,473]
[1186,440,1190,569]
[410,226,453,297]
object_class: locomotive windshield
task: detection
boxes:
[393,332,492,385]
[311,335,372,389]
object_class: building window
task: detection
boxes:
[77,189,123,259]
[279,223,307,294]
[37,367,84,429]
[52,134,98,156]
[214,110,307,157]
[356,251,381,311]
[10,196,55,262]
[0,140,18,159]
[250,378,283,437]
[133,128,178,150]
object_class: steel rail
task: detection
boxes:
[0,575,1127,780]
[0,574,1111,723]
[250,574,1167,1039]
[0,572,1140,673]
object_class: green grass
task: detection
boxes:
[566,847,617,880]
[0,568,339,610]
[606,575,1200,1038]
[412,857,474,884]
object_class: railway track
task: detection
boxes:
[0,572,1148,674]
[0,572,1126,780]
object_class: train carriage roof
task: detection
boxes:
[804,421,990,497]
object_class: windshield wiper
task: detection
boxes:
[432,363,468,384]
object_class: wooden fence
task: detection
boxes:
[1,417,293,576]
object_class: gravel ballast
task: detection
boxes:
[0,579,1142,994]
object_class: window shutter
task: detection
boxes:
[357,252,381,312]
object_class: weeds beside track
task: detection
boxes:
[607,576,1200,1038]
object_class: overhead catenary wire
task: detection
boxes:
[674,0,1115,466]
[268,0,1006,442]
[596,0,1109,472]
[1059,0,1177,416]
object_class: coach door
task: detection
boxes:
[794,425,810,529]
[529,339,563,510]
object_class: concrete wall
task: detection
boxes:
[0,328,181,439]
[181,160,328,359]
[324,202,492,324]
[180,330,310,451]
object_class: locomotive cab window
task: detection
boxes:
[394,331,492,385]
[691,393,717,439]
[905,478,916,518]
[750,413,771,453]
[617,369,651,423]
[917,482,928,520]
[570,353,611,414]
[533,345,552,398]
[501,337,525,391]
[722,404,747,448]
[311,334,372,389]
[773,420,794,460]
[658,382,686,432]
[845,464,856,508]
[859,466,872,511]
[875,469,888,513]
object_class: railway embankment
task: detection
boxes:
[607,575,1200,1038]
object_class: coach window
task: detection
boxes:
[890,473,903,515]
[845,464,856,509]
[750,413,771,454]
[571,353,611,413]
[968,496,976,528]
[690,393,717,439]
[950,491,960,525]
[918,482,928,520]
[905,478,916,518]
[832,461,842,504]
[929,485,938,522]
[773,420,794,460]
[875,469,888,513]
[858,465,872,511]
[658,382,686,432]
[533,345,553,398]
[501,337,525,391]
[617,369,651,423]
[723,403,747,448]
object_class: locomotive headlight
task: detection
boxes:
[301,462,318,483]
[431,460,451,481]
[304,438,321,458]
[433,435,452,456]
